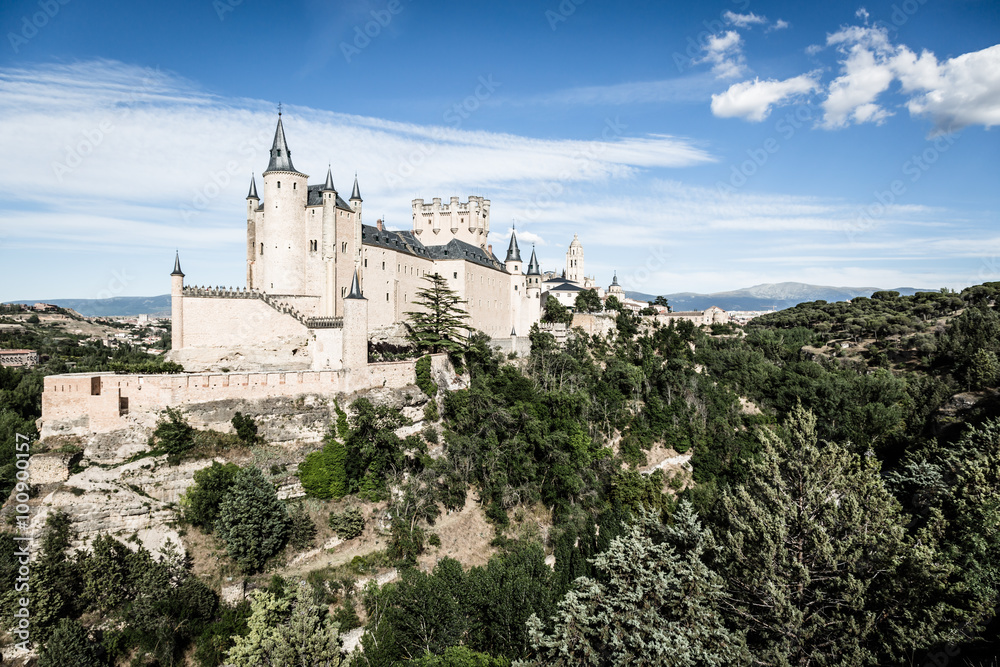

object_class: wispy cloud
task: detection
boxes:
[711,74,819,121]
[695,31,748,79]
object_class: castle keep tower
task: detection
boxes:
[258,114,309,295]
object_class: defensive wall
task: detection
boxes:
[40,354,451,438]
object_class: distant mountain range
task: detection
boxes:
[9,282,935,317]
[9,295,172,317]
[626,282,933,312]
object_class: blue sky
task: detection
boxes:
[0,0,998,301]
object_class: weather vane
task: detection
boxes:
[278,101,282,116]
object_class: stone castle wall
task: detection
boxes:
[40,354,451,438]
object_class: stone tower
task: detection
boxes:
[170,252,184,350]
[566,234,584,284]
[259,114,309,295]
[342,269,368,374]
[246,175,259,288]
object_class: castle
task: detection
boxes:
[167,114,603,373]
[38,114,641,437]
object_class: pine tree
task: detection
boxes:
[714,405,954,665]
[405,273,471,353]
[520,501,748,666]
[215,466,290,573]
[227,582,342,666]
[37,618,106,667]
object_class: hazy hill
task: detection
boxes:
[626,282,932,312]
[8,294,172,317]
[9,282,936,317]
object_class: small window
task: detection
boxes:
[260,243,263,255]
[342,242,347,252]
[386,293,390,301]
[453,272,458,279]
[364,259,368,267]
[382,261,385,270]
[341,287,346,297]
[293,182,296,190]
[277,181,281,188]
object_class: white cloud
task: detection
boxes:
[723,11,766,27]
[769,19,790,32]
[695,31,748,79]
[818,25,1000,132]
[521,74,718,106]
[711,74,819,121]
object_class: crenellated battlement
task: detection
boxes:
[182,286,342,329]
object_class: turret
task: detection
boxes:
[260,113,308,294]
[350,174,362,221]
[170,252,185,351]
[246,174,259,288]
[342,269,368,376]
[526,245,542,296]
[505,228,522,274]
[320,166,337,316]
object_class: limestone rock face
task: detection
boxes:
[29,456,216,557]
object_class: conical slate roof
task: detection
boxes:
[247,174,258,199]
[346,269,365,299]
[264,116,302,174]
[526,246,541,275]
[323,166,335,191]
[171,251,184,277]
[505,231,522,262]
[351,174,362,201]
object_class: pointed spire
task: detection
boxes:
[247,174,258,199]
[511,326,517,337]
[527,245,540,275]
[171,251,184,277]
[264,115,301,174]
[505,229,522,262]
[350,173,362,201]
[323,165,335,192]
[346,269,365,299]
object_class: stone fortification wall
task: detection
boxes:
[40,355,453,438]
[489,336,532,357]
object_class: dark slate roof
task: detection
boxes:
[171,252,184,277]
[360,225,505,272]
[264,116,304,175]
[351,175,362,201]
[307,184,353,210]
[526,247,541,275]
[323,166,335,191]
[247,174,258,199]
[505,232,522,262]
[547,281,583,292]
[346,269,365,299]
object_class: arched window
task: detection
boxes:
[277,181,281,188]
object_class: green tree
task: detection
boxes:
[652,295,670,311]
[542,296,573,325]
[603,295,622,312]
[215,466,290,572]
[411,646,511,666]
[183,461,241,531]
[227,582,342,666]
[714,406,954,665]
[151,406,195,465]
[289,502,318,550]
[967,348,999,390]
[406,273,471,353]
[38,618,106,667]
[521,502,747,666]
[416,354,439,397]
[574,289,602,313]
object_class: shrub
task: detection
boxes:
[231,412,261,445]
[416,355,438,397]
[329,506,365,540]
[298,436,348,500]
[424,399,440,422]
[37,618,106,667]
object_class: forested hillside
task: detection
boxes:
[2,286,999,665]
